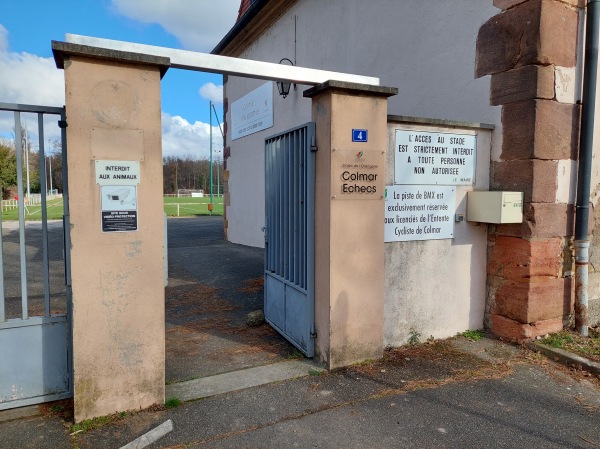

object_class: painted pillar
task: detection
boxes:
[52,42,170,421]
[304,81,397,368]
[475,0,582,339]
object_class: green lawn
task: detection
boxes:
[164,196,224,217]
[1,196,225,221]
[1,198,65,221]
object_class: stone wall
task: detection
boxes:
[476,0,583,339]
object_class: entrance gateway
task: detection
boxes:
[47,36,395,421]
[0,103,72,410]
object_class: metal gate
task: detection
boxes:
[264,122,316,357]
[0,103,72,410]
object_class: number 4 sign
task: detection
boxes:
[352,129,368,142]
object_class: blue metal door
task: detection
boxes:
[264,123,316,357]
[0,103,72,410]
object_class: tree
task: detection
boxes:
[47,138,64,193]
[0,140,17,199]
[162,156,212,194]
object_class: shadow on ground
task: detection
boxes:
[165,216,297,383]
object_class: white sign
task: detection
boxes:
[394,129,476,185]
[384,185,455,242]
[96,160,140,186]
[101,185,138,232]
[231,82,274,140]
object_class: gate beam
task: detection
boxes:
[62,34,380,86]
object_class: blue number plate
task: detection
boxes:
[352,129,368,142]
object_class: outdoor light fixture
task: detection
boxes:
[276,58,295,99]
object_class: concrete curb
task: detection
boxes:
[0,405,40,423]
[528,342,600,376]
[166,359,325,402]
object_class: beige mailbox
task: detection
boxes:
[466,191,523,224]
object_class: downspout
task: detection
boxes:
[575,0,600,337]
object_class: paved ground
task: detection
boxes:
[165,216,296,382]
[1,217,599,448]
[1,336,598,448]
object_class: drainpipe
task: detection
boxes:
[575,0,600,337]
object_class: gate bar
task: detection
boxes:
[38,113,51,317]
[0,204,4,322]
[0,103,64,114]
[60,111,72,287]
[14,112,28,320]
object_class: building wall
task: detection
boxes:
[224,77,311,247]
[384,119,492,345]
[224,0,500,248]
[223,0,501,345]
[476,0,583,339]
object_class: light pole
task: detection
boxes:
[24,125,30,199]
[47,155,52,194]
[209,101,213,206]
[214,149,221,196]
[208,101,224,210]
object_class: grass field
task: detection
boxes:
[164,196,224,217]
[1,198,65,221]
[1,196,224,221]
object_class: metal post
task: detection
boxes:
[210,102,224,201]
[14,112,28,320]
[38,113,51,317]
[574,0,600,337]
[24,124,31,200]
[0,198,4,322]
[48,145,53,194]
[209,100,213,205]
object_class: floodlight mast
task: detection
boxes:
[64,34,380,86]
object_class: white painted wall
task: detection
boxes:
[225,77,310,247]
[223,0,500,344]
[225,0,500,248]
[384,120,491,345]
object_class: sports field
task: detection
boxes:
[163,196,224,217]
[0,196,224,220]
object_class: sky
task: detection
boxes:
[0,0,240,159]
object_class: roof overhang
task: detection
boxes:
[212,0,294,57]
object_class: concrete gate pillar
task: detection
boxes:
[304,81,397,369]
[53,43,170,422]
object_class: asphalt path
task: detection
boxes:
[165,216,296,382]
[4,337,595,449]
[1,216,292,381]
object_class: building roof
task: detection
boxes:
[237,0,253,21]
[212,0,294,56]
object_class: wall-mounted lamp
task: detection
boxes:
[276,58,295,99]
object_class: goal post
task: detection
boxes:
[176,189,204,198]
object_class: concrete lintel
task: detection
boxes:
[388,115,495,130]
[304,80,398,98]
[63,34,380,86]
[52,41,171,78]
